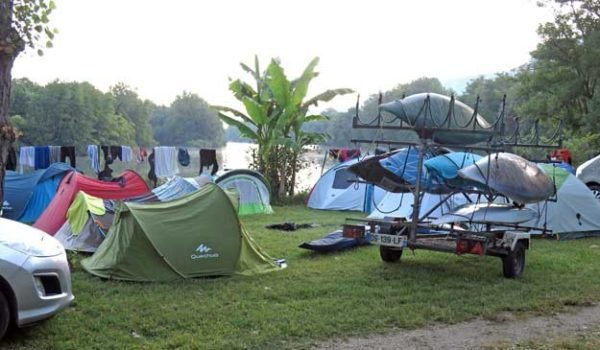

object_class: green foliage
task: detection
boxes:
[460,73,521,122]
[224,125,252,143]
[216,56,352,198]
[2,0,57,57]
[110,83,155,146]
[3,206,600,349]
[152,91,224,147]
[516,0,600,152]
[10,79,140,149]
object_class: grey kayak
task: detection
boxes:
[458,152,555,205]
[432,203,538,225]
[379,93,492,145]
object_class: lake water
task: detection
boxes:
[219,142,328,192]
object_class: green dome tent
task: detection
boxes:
[215,169,273,215]
[81,183,280,282]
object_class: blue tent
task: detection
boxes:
[4,162,73,223]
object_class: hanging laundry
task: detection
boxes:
[19,146,35,171]
[154,146,179,177]
[34,146,50,170]
[60,146,76,168]
[48,146,61,164]
[178,148,190,166]
[100,145,112,164]
[87,145,100,173]
[100,145,122,164]
[111,146,122,161]
[5,146,16,171]
[199,149,218,175]
[121,146,134,162]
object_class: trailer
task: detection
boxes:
[343,93,563,278]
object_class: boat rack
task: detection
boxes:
[343,93,562,278]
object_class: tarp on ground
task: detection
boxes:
[81,183,280,281]
[216,169,273,215]
[3,163,73,223]
[34,170,151,235]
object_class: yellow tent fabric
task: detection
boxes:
[67,191,106,235]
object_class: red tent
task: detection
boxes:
[34,170,151,235]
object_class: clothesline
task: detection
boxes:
[19,146,76,172]
[15,145,220,183]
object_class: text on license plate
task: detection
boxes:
[367,233,407,248]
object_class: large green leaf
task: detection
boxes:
[241,97,268,124]
[302,88,354,111]
[291,57,320,107]
[229,79,257,101]
[212,105,256,127]
[297,131,329,146]
[217,112,258,140]
[266,60,290,107]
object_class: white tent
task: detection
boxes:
[307,158,386,212]
[526,164,600,239]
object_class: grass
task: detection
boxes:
[4,205,600,349]
[484,327,600,349]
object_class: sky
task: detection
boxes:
[12,0,554,111]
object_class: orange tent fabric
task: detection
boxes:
[34,170,151,235]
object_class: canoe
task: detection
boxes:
[432,203,538,225]
[379,93,492,145]
[458,152,554,204]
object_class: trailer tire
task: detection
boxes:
[380,246,402,263]
[502,241,526,278]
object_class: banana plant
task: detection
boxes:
[214,56,353,198]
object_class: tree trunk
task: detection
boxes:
[289,151,298,197]
[0,0,21,212]
[0,54,15,213]
[0,53,16,213]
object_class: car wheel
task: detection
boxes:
[587,183,600,200]
[0,291,10,340]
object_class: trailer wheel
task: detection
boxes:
[502,241,526,278]
[380,246,402,263]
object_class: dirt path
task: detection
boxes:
[315,303,600,349]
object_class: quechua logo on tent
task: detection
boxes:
[191,244,220,260]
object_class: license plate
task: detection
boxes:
[367,232,407,248]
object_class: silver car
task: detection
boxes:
[0,217,74,339]
[576,154,600,199]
